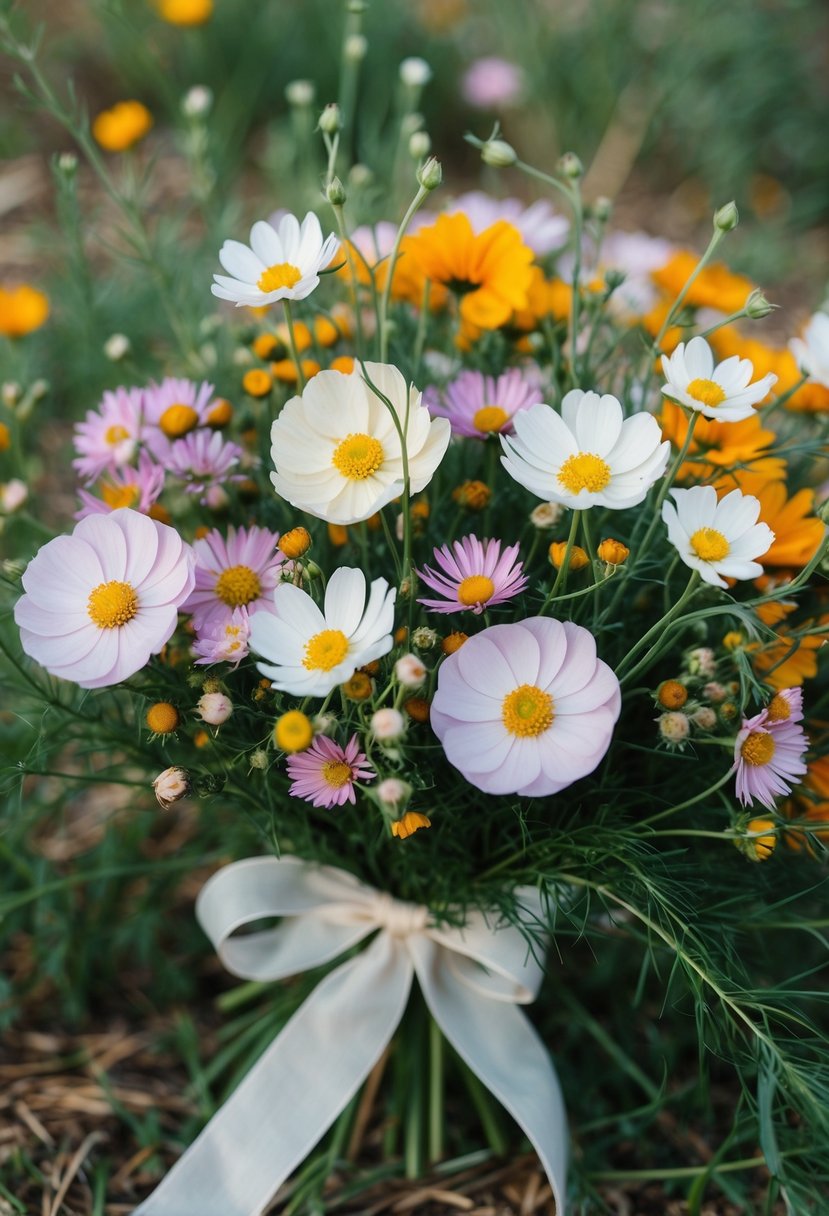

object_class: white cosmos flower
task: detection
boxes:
[661,335,777,421]
[662,486,774,589]
[789,312,829,388]
[211,212,340,308]
[270,361,451,525]
[248,566,395,697]
[500,390,670,510]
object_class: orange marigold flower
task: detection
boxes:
[548,542,589,571]
[313,315,341,347]
[404,696,430,723]
[342,671,373,700]
[0,284,49,338]
[0,422,10,450]
[157,0,213,25]
[717,477,825,571]
[328,522,349,547]
[279,526,312,559]
[402,214,534,329]
[597,538,630,566]
[784,755,829,854]
[391,810,432,839]
[452,480,491,510]
[205,398,233,428]
[251,333,281,360]
[749,602,824,690]
[146,702,180,734]
[92,100,153,152]
[442,631,468,655]
[657,680,688,709]
[270,357,320,382]
[659,400,786,485]
[242,368,273,397]
[275,319,313,353]
[329,355,355,375]
[652,250,754,315]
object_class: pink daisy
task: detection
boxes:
[425,368,543,439]
[461,56,525,109]
[73,386,145,482]
[286,735,375,808]
[166,430,246,498]
[75,451,165,520]
[143,377,218,459]
[183,525,283,630]
[417,535,528,615]
[431,617,621,797]
[192,608,251,666]
[447,192,568,256]
[14,508,194,689]
[734,702,808,809]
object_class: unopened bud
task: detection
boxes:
[399,57,432,88]
[744,288,775,319]
[411,626,440,650]
[318,103,342,135]
[349,163,373,188]
[249,749,269,770]
[408,130,431,160]
[197,691,233,725]
[481,139,517,168]
[153,766,190,809]
[558,151,583,179]
[326,175,347,206]
[714,201,739,232]
[417,156,442,191]
[2,382,21,408]
[30,379,49,402]
[657,711,690,744]
[104,332,130,361]
[181,85,213,118]
[593,195,612,222]
[285,79,315,107]
[344,33,368,61]
[57,151,78,176]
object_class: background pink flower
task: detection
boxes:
[286,735,375,808]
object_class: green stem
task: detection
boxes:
[652,225,725,352]
[638,769,734,827]
[378,184,430,363]
[331,203,367,361]
[616,570,700,682]
[540,509,580,612]
[282,300,306,394]
[568,179,584,388]
[428,1016,444,1164]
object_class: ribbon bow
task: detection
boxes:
[134,856,568,1215]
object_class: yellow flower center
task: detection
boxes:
[501,683,555,738]
[456,574,496,606]
[766,693,791,723]
[100,483,140,510]
[740,731,775,767]
[557,452,611,495]
[686,378,726,408]
[331,433,385,481]
[321,760,352,789]
[215,564,262,607]
[87,579,139,628]
[257,262,303,293]
[303,628,349,672]
[159,404,199,439]
[105,424,130,446]
[690,527,730,562]
[473,405,510,433]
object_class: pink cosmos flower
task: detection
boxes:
[286,734,375,808]
[192,609,251,666]
[447,192,568,256]
[143,377,218,459]
[431,617,621,797]
[425,368,544,439]
[183,525,283,630]
[73,386,145,482]
[461,57,525,109]
[734,696,808,809]
[14,508,194,689]
[75,451,165,520]
[166,430,246,499]
[417,535,528,615]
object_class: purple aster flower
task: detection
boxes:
[734,701,808,809]
[192,608,251,666]
[417,535,528,615]
[286,734,375,808]
[73,386,145,482]
[425,368,543,439]
[183,525,284,630]
[166,430,246,499]
[75,451,165,519]
[431,617,621,797]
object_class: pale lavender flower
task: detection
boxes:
[143,377,218,460]
[286,734,375,808]
[417,535,528,615]
[75,451,165,519]
[183,525,283,629]
[461,57,525,109]
[734,703,808,809]
[431,617,621,797]
[192,608,251,666]
[73,386,145,482]
[166,430,245,498]
[425,368,543,439]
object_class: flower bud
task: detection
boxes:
[442,631,468,655]
[344,33,368,61]
[399,57,432,87]
[1,382,21,408]
[342,671,373,700]
[104,332,130,361]
[371,708,406,741]
[481,138,517,168]
[408,130,431,160]
[249,749,269,770]
[57,152,78,176]
[548,542,589,571]
[558,151,583,179]
[597,538,629,566]
[181,85,213,118]
[0,479,27,513]
[279,526,312,559]
[744,288,775,319]
[146,701,180,734]
[592,195,612,222]
[153,766,191,809]
[395,653,428,688]
[349,163,373,188]
[530,501,564,529]
[686,647,716,678]
[657,680,688,710]
[657,711,690,744]
[411,626,439,650]
[417,156,442,191]
[285,79,315,107]
[318,103,342,134]
[326,175,347,206]
[377,777,412,807]
[714,201,739,232]
[197,691,233,725]
[391,811,431,839]
[691,706,717,730]
[735,816,776,862]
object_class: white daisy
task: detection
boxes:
[248,566,395,697]
[662,486,774,589]
[661,335,777,421]
[211,211,340,308]
[789,312,829,388]
[500,390,670,510]
[270,361,451,525]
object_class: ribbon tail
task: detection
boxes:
[134,932,413,1216]
[409,936,569,1215]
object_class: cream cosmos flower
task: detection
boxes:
[212,211,340,307]
[270,362,450,525]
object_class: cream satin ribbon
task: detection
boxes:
[133,856,568,1215]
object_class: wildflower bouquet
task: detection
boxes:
[2,5,829,1212]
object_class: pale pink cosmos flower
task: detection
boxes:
[286,735,375,808]
[431,617,621,797]
[461,57,525,109]
[166,430,246,499]
[417,535,528,615]
[143,376,219,459]
[73,386,145,482]
[734,700,808,809]
[75,451,165,520]
[425,368,544,440]
[183,525,283,630]
[447,192,568,256]
[14,508,194,689]
[192,609,251,666]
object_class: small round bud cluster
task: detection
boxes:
[657,711,691,745]
[197,691,233,725]
[690,706,717,730]
[146,701,180,735]
[372,708,406,742]
[395,653,427,688]
[249,749,269,771]
[703,681,729,703]
[412,626,440,650]
[153,766,190,809]
[685,647,717,678]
